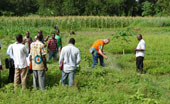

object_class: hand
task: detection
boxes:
[104,56,108,60]
[134,48,137,52]
[45,67,48,71]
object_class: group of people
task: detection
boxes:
[0,28,146,91]
[2,29,64,91]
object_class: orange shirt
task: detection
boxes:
[91,40,104,51]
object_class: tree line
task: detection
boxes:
[0,0,170,16]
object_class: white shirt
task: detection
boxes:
[136,39,146,57]
[7,42,16,59]
[59,44,81,73]
[12,43,28,69]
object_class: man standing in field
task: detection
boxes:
[55,30,62,57]
[134,34,146,74]
[47,34,58,62]
[90,39,110,68]
[6,42,16,83]
[59,38,81,87]
[30,34,48,90]
[12,34,28,91]
[38,30,50,42]
[23,31,33,53]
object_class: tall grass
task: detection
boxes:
[1,16,170,31]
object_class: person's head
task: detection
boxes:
[69,38,75,45]
[26,31,30,38]
[103,38,110,44]
[38,30,42,35]
[37,33,43,41]
[137,34,142,41]
[34,35,38,41]
[16,34,23,43]
[56,30,60,35]
[52,33,55,39]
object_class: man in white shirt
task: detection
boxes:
[12,34,28,91]
[6,42,16,83]
[59,38,81,87]
[134,34,146,74]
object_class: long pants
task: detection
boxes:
[14,68,28,91]
[136,56,144,73]
[8,67,15,83]
[61,71,75,87]
[47,51,57,62]
[91,54,104,68]
[33,70,46,90]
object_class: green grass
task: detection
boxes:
[0,19,170,103]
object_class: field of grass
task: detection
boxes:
[0,17,170,104]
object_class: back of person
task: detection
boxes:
[12,43,28,68]
[61,44,80,72]
[30,40,46,70]
[90,40,104,54]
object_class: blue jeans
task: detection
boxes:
[91,54,104,68]
[47,51,57,62]
[61,71,75,87]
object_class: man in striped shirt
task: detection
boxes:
[47,34,58,62]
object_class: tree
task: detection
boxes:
[142,1,155,16]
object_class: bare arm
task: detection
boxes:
[98,49,108,59]
[44,35,50,42]
[42,55,48,71]
[134,49,145,51]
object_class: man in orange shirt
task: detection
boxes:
[90,39,110,68]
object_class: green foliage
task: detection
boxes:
[0,17,170,103]
[0,0,161,16]
[142,1,155,16]
[112,28,135,54]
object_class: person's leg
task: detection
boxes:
[138,57,144,73]
[99,55,104,67]
[38,70,46,91]
[33,70,38,90]
[136,57,140,72]
[20,67,28,90]
[91,54,98,68]
[61,71,68,85]
[47,51,53,62]
[8,68,12,83]
[14,68,20,91]
[68,71,75,87]
[52,51,57,61]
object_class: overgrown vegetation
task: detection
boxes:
[0,17,170,103]
[1,16,170,35]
